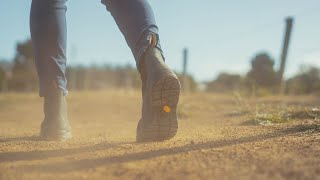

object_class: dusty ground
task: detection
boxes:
[0,90,319,180]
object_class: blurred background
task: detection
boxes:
[0,0,319,96]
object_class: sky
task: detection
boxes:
[0,0,319,82]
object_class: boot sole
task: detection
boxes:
[40,131,72,141]
[137,72,181,142]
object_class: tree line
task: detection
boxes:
[1,39,319,95]
[0,39,197,93]
[206,53,320,95]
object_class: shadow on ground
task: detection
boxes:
[1,124,318,173]
[0,141,130,163]
[0,136,39,143]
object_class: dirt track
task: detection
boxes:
[0,90,319,180]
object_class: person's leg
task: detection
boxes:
[30,0,71,140]
[30,0,68,96]
[101,0,162,67]
[101,0,181,142]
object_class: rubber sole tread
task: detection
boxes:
[137,73,180,142]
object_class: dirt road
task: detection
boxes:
[0,91,319,179]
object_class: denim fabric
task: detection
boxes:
[30,0,163,97]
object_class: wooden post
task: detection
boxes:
[182,48,188,91]
[279,17,294,93]
[1,72,8,92]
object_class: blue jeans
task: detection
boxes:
[30,0,163,97]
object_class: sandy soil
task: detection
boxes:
[0,90,319,180]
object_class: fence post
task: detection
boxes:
[279,17,294,94]
[182,48,189,92]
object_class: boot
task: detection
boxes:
[136,34,181,142]
[40,89,72,141]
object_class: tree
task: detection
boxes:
[246,53,278,91]
[286,66,320,95]
[9,39,38,91]
[206,73,242,92]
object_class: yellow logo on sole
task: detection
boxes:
[163,106,171,113]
